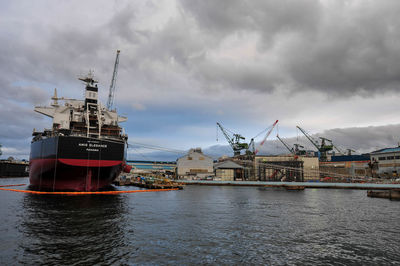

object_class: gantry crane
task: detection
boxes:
[216,123,249,156]
[276,135,305,156]
[107,50,120,110]
[296,126,333,161]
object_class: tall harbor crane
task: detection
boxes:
[296,126,333,161]
[346,148,356,156]
[216,123,249,156]
[107,50,120,110]
[253,120,278,155]
[276,134,293,154]
[276,135,305,156]
[216,120,278,156]
[332,144,343,155]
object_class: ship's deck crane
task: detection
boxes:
[107,50,120,110]
[296,126,333,161]
[216,123,249,156]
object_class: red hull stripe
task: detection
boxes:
[0,187,179,195]
[58,158,123,167]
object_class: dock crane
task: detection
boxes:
[332,144,344,155]
[216,123,249,156]
[216,120,278,156]
[107,50,120,110]
[253,120,278,155]
[296,126,333,161]
[276,134,293,154]
[276,135,305,155]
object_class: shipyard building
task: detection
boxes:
[319,155,370,179]
[214,160,244,181]
[370,147,400,177]
[176,148,214,179]
[255,155,320,181]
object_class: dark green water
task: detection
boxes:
[0,178,399,265]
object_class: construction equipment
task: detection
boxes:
[216,123,249,156]
[277,134,293,154]
[216,120,278,156]
[332,144,343,155]
[296,126,333,161]
[293,144,306,155]
[107,50,120,110]
[276,135,306,156]
[254,120,279,155]
[346,149,356,156]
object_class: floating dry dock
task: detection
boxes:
[180,180,400,190]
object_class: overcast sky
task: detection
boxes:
[1,0,400,160]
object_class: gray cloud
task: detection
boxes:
[2,0,400,160]
[178,0,400,96]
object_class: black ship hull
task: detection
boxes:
[29,136,128,191]
[0,161,29,177]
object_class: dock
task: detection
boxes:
[179,180,400,190]
[114,176,184,190]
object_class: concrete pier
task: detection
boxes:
[179,180,400,190]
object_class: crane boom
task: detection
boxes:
[297,126,333,161]
[276,134,294,154]
[254,120,278,155]
[107,50,120,110]
[333,144,343,154]
[216,122,234,148]
[216,122,248,156]
[296,126,320,150]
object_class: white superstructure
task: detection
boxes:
[33,73,127,139]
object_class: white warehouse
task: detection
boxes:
[176,148,213,179]
[370,147,400,177]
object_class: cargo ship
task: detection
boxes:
[0,159,29,177]
[29,72,130,191]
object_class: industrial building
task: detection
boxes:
[176,148,214,179]
[319,155,370,179]
[370,147,400,177]
[255,155,320,181]
[214,160,244,181]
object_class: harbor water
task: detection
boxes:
[0,178,399,265]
